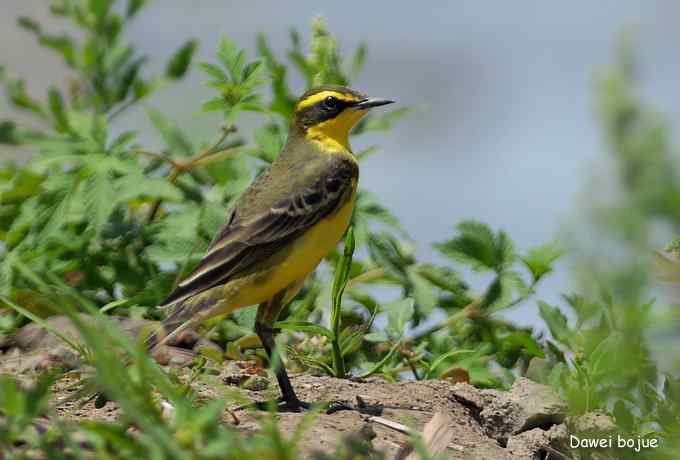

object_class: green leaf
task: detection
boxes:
[198,62,228,81]
[347,289,379,315]
[665,236,680,257]
[538,301,572,347]
[289,350,335,376]
[355,191,405,233]
[232,306,257,329]
[275,320,333,339]
[17,17,41,33]
[0,169,44,205]
[165,39,197,79]
[217,36,242,81]
[497,331,545,368]
[434,220,514,272]
[115,57,145,103]
[109,130,137,154]
[416,263,468,295]
[147,208,203,263]
[588,333,622,377]
[147,236,200,264]
[115,175,183,202]
[40,178,79,239]
[359,339,401,379]
[0,121,20,144]
[5,197,39,248]
[340,326,367,357]
[87,0,113,20]
[427,349,474,378]
[39,34,78,67]
[407,267,437,316]
[561,293,599,326]
[385,297,415,336]
[330,228,356,334]
[252,124,285,163]
[47,87,70,132]
[4,77,45,116]
[83,168,116,233]
[256,34,295,118]
[522,240,564,282]
[146,108,193,156]
[367,232,410,282]
[202,35,266,121]
[201,97,228,113]
[241,61,263,85]
[126,0,147,18]
[363,331,388,343]
[482,276,503,309]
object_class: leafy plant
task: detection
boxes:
[0,1,574,459]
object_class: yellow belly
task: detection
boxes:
[225,187,356,309]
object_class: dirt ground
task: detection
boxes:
[0,316,605,459]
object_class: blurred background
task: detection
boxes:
[3,0,680,332]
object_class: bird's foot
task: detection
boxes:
[325,396,384,415]
[238,397,311,413]
[236,395,383,415]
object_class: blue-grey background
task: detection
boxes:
[3,1,680,331]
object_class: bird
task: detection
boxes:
[145,85,394,411]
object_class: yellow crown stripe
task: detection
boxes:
[295,91,361,110]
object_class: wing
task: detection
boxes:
[159,158,357,308]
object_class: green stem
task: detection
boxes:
[330,227,355,378]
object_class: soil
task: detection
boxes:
[0,316,604,459]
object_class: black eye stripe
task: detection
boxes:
[324,97,349,111]
[296,95,355,126]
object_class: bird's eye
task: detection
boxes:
[323,96,338,110]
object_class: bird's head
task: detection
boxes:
[293,85,394,151]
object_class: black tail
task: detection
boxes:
[144,309,188,351]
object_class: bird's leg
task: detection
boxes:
[254,320,308,412]
[253,293,309,412]
[247,288,374,415]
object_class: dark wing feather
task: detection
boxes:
[159,160,356,308]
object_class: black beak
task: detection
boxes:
[354,97,395,110]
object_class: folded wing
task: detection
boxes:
[159,160,356,308]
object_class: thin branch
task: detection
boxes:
[180,125,236,169]
[132,149,180,168]
[408,276,541,343]
[407,299,481,343]
[145,126,239,223]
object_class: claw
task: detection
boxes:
[325,396,384,415]
[237,397,310,413]
[236,396,383,415]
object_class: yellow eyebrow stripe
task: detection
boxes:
[296,91,360,110]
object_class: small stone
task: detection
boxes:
[222,373,249,387]
[506,428,551,460]
[453,378,567,443]
[243,376,269,392]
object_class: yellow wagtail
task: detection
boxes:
[146,85,394,411]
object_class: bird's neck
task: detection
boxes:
[305,123,351,152]
[278,123,358,170]
[293,110,366,154]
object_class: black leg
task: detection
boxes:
[254,321,309,412]
[247,320,381,415]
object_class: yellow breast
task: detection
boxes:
[279,187,355,277]
[225,183,357,310]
